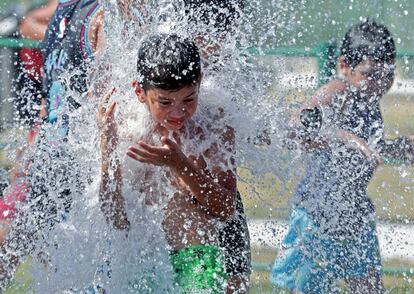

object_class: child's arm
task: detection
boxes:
[377,137,414,164]
[97,89,129,230]
[127,128,237,221]
[288,79,346,127]
[287,79,347,151]
[19,0,58,41]
[336,129,382,167]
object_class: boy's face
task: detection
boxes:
[340,57,395,99]
[136,84,200,131]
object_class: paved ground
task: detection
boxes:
[248,219,414,261]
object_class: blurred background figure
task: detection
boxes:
[15,0,58,127]
[0,0,57,250]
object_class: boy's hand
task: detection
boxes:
[127,136,187,168]
[336,129,382,167]
[97,88,118,152]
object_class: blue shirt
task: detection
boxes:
[294,92,383,238]
[42,0,100,141]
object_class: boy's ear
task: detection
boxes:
[132,80,146,103]
[196,73,203,90]
[338,56,351,76]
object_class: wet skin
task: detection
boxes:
[98,84,237,250]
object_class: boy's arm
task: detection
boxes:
[19,0,58,41]
[98,89,129,230]
[173,126,237,221]
[287,79,347,151]
[336,129,382,167]
[127,127,237,221]
[88,7,105,57]
[288,79,346,127]
[377,137,414,164]
[86,8,113,101]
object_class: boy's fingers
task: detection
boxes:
[101,88,114,104]
[127,151,144,162]
[126,152,160,165]
[138,141,162,154]
[107,101,117,117]
[128,146,158,160]
[161,136,178,149]
[99,87,116,109]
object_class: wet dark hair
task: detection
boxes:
[137,34,201,91]
[340,20,396,68]
[183,0,244,34]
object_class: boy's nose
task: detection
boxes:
[171,107,187,116]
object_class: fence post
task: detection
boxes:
[0,46,17,130]
[315,41,338,85]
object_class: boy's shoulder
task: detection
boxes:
[314,79,347,106]
[185,108,233,146]
[184,108,235,166]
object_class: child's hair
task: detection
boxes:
[340,19,396,68]
[183,0,244,34]
[137,34,201,91]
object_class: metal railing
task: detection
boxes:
[2,37,414,82]
[0,38,42,49]
[248,42,414,85]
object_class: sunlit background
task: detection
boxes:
[0,0,413,292]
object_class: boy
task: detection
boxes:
[118,1,251,291]
[16,0,57,126]
[271,20,414,293]
[98,34,237,293]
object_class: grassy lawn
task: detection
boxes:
[250,270,414,294]
[249,247,414,293]
[239,164,414,221]
[0,0,45,11]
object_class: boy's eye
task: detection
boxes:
[184,98,195,103]
[159,101,172,106]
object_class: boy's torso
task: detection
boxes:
[295,89,384,236]
[123,118,230,251]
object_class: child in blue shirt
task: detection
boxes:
[271,20,414,293]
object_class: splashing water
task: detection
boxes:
[5,0,413,293]
[1,1,305,292]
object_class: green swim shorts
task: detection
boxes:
[170,245,227,293]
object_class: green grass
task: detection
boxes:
[0,0,45,10]
[3,258,34,294]
[239,164,414,222]
[250,270,414,294]
[249,247,414,294]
